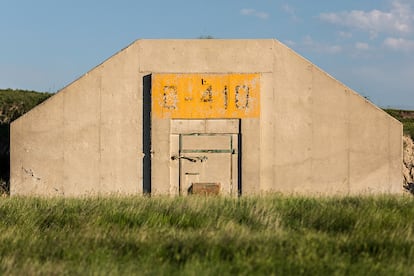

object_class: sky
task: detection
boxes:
[1,0,413,109]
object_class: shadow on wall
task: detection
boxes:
[0,124,9,194]
[143,75,151,195]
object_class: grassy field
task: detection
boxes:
[1,195,414,275]
[0,92,413,274]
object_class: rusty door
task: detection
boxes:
[175,133,238,196]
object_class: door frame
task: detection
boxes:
[170,119,240,196]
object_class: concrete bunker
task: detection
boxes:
[10,39,403,196]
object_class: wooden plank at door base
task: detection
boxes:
[188,183,221,195]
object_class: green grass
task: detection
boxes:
[0,89,50,124]
[1,195,414,275]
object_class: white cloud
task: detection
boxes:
[240,8,269,20]
[302,35,342,54]
[355,42,369,50]
[284,40,296,47]
[338,31,352,39]
[327,45,342,54]
[282,4,294,14]
[384,37,414,51]
[282,4,299,22]
[240,8,254,16]
[318,0,414,37]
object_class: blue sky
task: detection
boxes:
[1,0,413,109]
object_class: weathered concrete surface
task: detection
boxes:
[11,42,142,196]
[11,94,64,195]
[10,39,403,196]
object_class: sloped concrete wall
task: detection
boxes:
[11,94,64,195]
[260,41,402,195]
[349,94,402,194]
[11,42,142,196]
[10,39,403,196]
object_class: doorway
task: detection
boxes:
[170,119,239,196]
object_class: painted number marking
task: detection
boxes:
[163,86,178,110]
[153,74,260,119]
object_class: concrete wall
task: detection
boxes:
[267,41,402,195]
[10,39,403,196]
[11,42,142,196]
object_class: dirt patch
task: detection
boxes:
[400,111,414,119]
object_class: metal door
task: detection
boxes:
[175,134,238,196]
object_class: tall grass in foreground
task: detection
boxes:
[1,195,414,275]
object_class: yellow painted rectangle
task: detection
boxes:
[152,74,260,119]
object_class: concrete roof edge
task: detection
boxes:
[11,38,401,127]
[11,39,142,125]
[134,38,277,41]
[272,40,402,126]
[57,39,141,93]
[12,38,276,125]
